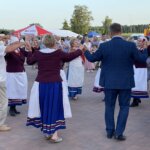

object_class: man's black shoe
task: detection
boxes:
[107,133,114,139]
[114,135,126,141]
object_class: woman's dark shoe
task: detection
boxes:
[130,99,139,107]
[14,107,20,114]
[9,107,16,116]
[102,99,105,102]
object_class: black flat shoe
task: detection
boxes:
[14,108,20,114]
[9,108,16,116]
[114,135,126,141]
[130,101,139,107]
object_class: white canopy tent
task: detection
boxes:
[49,29,80,37]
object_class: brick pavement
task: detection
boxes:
[0,66,150,150]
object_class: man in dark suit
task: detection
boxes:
[84,23,148,141]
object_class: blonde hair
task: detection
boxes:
[42,34,56,48]
[70,38,79,52]
[70,38,77,47]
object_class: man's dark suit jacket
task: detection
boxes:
[84,37,148,89]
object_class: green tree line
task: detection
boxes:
[0,29,14,34]
[90,24,149,34]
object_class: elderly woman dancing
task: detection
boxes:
[26,35,83,143]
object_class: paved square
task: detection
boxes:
[0,66,150,150]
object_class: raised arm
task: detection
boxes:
[5,42,25,53]
[131,43,148,63]
[60,49,82,62]
[20,47,29,57]
[26,52,37,65]
[84,45,103,62]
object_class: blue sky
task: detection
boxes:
[0,0,149,30]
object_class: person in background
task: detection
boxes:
[31,38,40,69]
[55,35,63,50]
[131,37,149,107]
[84,37,95,72]
[67,39,85,100]
[92,36,100,48]
[32,38,40,53]
[64,36,70,53]
[147,42,150,96]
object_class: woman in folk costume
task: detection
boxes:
[31,38,40,53]
[93,67,104,93]
[92,43,105,95]
[131,37,149,107]
[5,36,28,116]
[83,37,95,72]
[147,44,150,96]
[67,39,85,100]
[26,35,82,143]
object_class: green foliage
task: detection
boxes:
[0,29,14,34]
[89,26,103,34]
[122,24,148,33]
[70,5,93,34]
[102,16,112,34]
[90,24,149,34]
[62,20,70,30]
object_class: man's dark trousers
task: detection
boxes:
[104,89,131,136]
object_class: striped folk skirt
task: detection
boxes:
[131,67,149,99]
[27,82,66,135]
[6,72,28,106]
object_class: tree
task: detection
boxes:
[29,23,43,28]
[70,5,93,34]
[102,16,112,34]
[62,20,70,30]
[0,29,14,34]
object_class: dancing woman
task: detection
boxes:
[26,35,83,143]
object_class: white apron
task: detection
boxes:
[132,66,147,92]
[6,72,28,99]
[94,68,103,88]
[68,57,84,87]
[28,70,72,119]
